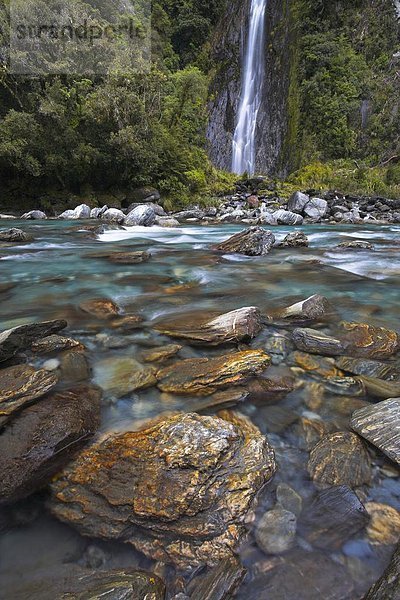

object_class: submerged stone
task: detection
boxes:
[79,298,121,319]
[108,250,151,264]
[188,556,246,600]
[49,411,276,568]
[365,502,400,545]
[292,328,345,356]
[339,321,400,359]
[255,508,297,555]
[0,320,67,362]
[335,356,400,381]
[357,375,400,399]
[94,356,157,397]
[212,227,275,256]
[364,544,400,600]
[156,350,271,395]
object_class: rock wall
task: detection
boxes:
[206,0,296,177]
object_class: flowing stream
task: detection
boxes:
[232,0,267,175]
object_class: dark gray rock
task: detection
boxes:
[337,240,374,250]
[0,228,33,242]
[278,294,332,321]
[0,320,67,362]
[280,231,309,247]
[364,544,400,600]
[173,209,205,221]
[272,209,304,225]
[101,208,125,223]
[213,227,275,256]
[335,356,400,381]
[287,191,310,214]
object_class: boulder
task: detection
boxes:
[337,240,374,250]
[156,349,271,395]
[287,191,310,214]
[93,357,157,397]
[72,204,91,219]
[0,365,58,427]
[100,208,125,223]
[351,398,400,466]
[155,307,262,345]
[213,227,275,256]
[278,294,332,321]
[308,431,372,488]
[338,321,400,359]
[173,209,205,221]
[280,231,309,247]
[304,198,329,220]
[49,411,276,568]
[58,209,75,219]
[0,385,101,504]
[90,205,108,218]
[272,209,304,225]
[108,250,151,264]
[155,216,180,227]
[124,205,156,226]
[0,319,67,362]
[292,328,345,356]
[0,228,33,243]
[127,186,161,204]
[364,544,400,600]
[79,298,121,319]
[247,195,259,208]
[255,508,297,555]
[20,210,47,220]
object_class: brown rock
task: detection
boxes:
[247,195,259,208]
[155,307,262,346]
[59,350,91,382]
[0,385,101,504]
[94,356,157,397]
[31,334,84,354]
[0,365,58,428]
[291,417,330,451]
[79,298,121,319]
[365,502,400,545]
[290,351,342,378]
[108,251,151,264]
[356,375,400,399]
[49,411,276,568]
[308,432,372,488]
[212,227,275,256]
[335,356,400,380]
[339,321,400,359]
[156,350,271,395]
[141,344,182,363]
[0,320,67,362]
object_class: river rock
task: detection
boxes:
[73,204,91,219]
[141,344,182,363]
[58,209,75,219]
[280,231,309,247]
[336,356,400,380]
[278,294,332,321]
[0,365,58,428]
[300,485,369,549]
[264,334,293,364]
[276,483,303,517]
[272,209,304,225]
[94,356,157,397]
[90,205,108,218]
[337,240,375,250]
[188,556,246,600]
[128,186,161,204]
[59,350,91,382]
[124,205,156,226]
[79,298,121,319]
[289,351,342,378]
[31,334,84,354]
[155,216,180,227]
[174,209,205,221]
[292,328,345,356]
[291,416,330,451]
[287,191,310,214]
[49,411,276,568]
[108,250,151,264]
[350,398,400,466]
[155,307,262,345]
[255,508,297,555]
[308,431,372,488]
[365,502,400,545]
[20,210,47,220]
[100,208,125,223]
[0,385,101,504]
[357,374,400,399]
[338,321,400,359]
[0,227,33,243]
[364,544,400,599]
[213,227,275,256]
[156,349,271,395]
[304,198,328,220]
[0,319,67,362]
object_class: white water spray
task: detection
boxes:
[232,0,267,175]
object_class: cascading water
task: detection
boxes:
[231,0,267,175]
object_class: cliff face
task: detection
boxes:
[206,0,296,177]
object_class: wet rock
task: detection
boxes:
[336,356,400,380]
[304,198,328,220]
[351,398,400,466]
[337,240,375,250]
[0,385,101,504]
[292,328,345,356]
[241,551,354,600]
[338,321,400,359]
[173,209,205,221]
[124,205,156,226]
[300,485,369,549]
[259,405,298,433]
[0,319,67,362]
[155,216,180,227]
[289,351,342,378]
[79,298,121,319]
[188,556,246,600]
[0,365,58,428]
[272,209,304,226]
[94,357,157,397]
[357,374,400,399]
[90,205,108,218]
[20,210,47,220]
[31,334,84,354]
[59,350,91,382]
[365,502,400,545]
[287,191,310,214]
[49,411,276,568]
[278,294,332,321]
[280,231,309,247]
[155,307,262,345]
[255,508,297,554]
[213,227,275,256]
[364,544,400,600]
[276,483,303,517]
[141,344,182,363]
[189,387,249,413]
[100,208,125,223]
[246,373,295,404]
[108,250,151,264]
[308,431,372,488]
[291,416,330,451]
[156,350,271,395]
[322,376,365,396]
[0,227,33,243]
[111,315,144,331]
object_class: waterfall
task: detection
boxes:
[231,0,267,175]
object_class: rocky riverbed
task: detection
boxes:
[0,218,399,599]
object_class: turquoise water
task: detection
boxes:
[1,219,400,598]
